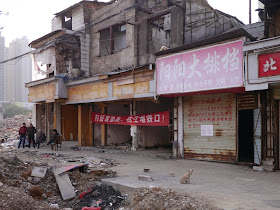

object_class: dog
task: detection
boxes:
[180,169,193,184]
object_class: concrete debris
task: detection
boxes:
[138,175,153,182]
[31,167,47,178]
[253,166,264,171]
[169,172,175,177]
[54,167,76,200]
[0,150,117,209]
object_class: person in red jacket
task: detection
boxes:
[18,123,27,148]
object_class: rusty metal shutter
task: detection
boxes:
[237,93,257,110]
[183,93,237,162]
[273,86,280,100]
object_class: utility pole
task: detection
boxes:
[249,0,252,24]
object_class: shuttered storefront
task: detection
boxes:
[183,93,237,162]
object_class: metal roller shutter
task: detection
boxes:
[183,93,237,162]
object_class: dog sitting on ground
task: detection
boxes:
[180,169,193,184]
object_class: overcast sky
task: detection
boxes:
[0,0,261,47]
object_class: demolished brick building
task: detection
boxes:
[26,0,245,158]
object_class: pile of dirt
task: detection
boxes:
[0,113,32,140]
[123,187,219,210]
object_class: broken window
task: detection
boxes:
[148,13,171,53]
[99,24,127,56]
[64,17,72,30]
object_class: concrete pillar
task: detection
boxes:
[54,103,62,135]
[130,101,138,151]
[46,104,50,139]
[173,97,184,159]
[178,96,184,158]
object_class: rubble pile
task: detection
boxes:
[0,113,32,140]
[123,187,218,210]
[0,151,120,210]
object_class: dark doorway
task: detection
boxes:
[238,109,254,162]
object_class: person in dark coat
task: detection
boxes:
[35,129,46,149]
[26,123,36,148]
[18,123,27,148]
[47,129,59,147]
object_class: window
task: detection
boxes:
[100,24,127,56]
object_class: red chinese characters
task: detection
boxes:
[91,111,169,126]
[259,52,280,77]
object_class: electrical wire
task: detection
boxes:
[0,0,242,65]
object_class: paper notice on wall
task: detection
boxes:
[201,125,213,136]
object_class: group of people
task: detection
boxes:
[18,122,59,149]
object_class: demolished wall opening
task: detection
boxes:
[148,13,171,53]
[93,103,131,146]
[99,24,127,56]
[137,99,172,149]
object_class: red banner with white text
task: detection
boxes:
[91,111,169,126]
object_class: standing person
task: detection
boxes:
[18,123,27,148]
[27,123,36,148]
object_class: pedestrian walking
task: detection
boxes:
[18,123,27,148]
[27,123,36,148]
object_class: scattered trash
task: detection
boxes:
[50,203,59,209]
[59,163,89,175]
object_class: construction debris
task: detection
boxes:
[123,187,217,210]
[0,150,118,209]
[54,167,76,200]
[31,167,47,178]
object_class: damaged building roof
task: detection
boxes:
[54,0,112,17]
[155,28,255,56]
[29,29,78,49]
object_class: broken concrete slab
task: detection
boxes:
[53,167,76,200]
[138,175,153,182]
[31,167,47,178]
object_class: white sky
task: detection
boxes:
[0,0,261,47]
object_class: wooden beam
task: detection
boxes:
[78,105,82,146]
[101,106,107,146]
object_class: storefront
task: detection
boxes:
[156,39,247,162]
[244,37,280,169]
